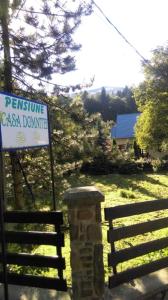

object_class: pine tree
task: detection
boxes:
[0,0,93,93]
[99,87,109,121]
[0,0,93,209]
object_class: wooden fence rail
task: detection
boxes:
[0,211,67,291]
[105,198,168,288]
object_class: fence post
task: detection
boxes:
[64,186,105,300]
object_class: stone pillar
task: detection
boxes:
[64,186,105,300]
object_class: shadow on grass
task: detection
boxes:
[67,174,95,188]
[93,174,158,199]
[68,172,168,200]
[142,173,168,188]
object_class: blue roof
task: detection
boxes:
[111,113,140,139]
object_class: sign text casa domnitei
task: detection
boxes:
[0,92,49,150]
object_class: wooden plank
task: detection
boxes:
[108,217,168,242]
[0,273,67,291]
[5,231,64,247]
[109,219,117,274]
[109,236,168,267]
[4,211,63,225]
[109,256,168,288]
[105,198,168,220]
[0,253,65,269]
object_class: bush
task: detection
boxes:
[81,158,168,176]
[119,189,136,199]
[151,159,162,173]
[118,162,142,174]
[81,159,119,175]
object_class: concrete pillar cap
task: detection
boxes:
[64,186,104,206]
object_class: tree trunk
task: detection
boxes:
[0,2,24,209]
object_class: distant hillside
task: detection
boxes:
[82,85,137,122]
[85,86,124,95]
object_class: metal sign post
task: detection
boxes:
[0,92,58,296]
[0,92,50,300]
[47,108,56,211]
[0,124,8,300]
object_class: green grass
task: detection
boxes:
[93,173,168,281]
[35,172,168,283]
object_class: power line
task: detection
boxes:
[21,0,149,66]
[92,0,148,63]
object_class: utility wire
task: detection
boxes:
[12,1,150,89]
[12,0,148,65]
[16,0,144,64]
[92,1,164,78]
[92,0,148,63]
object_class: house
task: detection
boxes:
[111,113,140,150]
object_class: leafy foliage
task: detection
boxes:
[134,45,168,151]
[0,0,94,209]
[0,0,93,94]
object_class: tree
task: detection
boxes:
[94,118,112,162]
[134,45,168,151]
[118,86,137,113]
[82,86,137,122]
[0,0,93,209]
[0,0,93,93]
[16,95,104,208]
[135,99,168,151]
[82,90,101,115]
[98,87,108,120]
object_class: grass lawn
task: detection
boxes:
[35,172,168,284]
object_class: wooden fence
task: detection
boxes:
[105,198,168,288]
[0,211,67,291]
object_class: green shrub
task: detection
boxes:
[119,189,136,199]
[151,159,162,172]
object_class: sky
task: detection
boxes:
[55,0,168,90]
